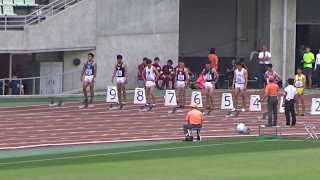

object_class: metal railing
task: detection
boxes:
[0,0,82,30]
[0,70,82,95]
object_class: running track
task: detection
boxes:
[0,90,319,150]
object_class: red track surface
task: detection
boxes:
[0,90,319,150]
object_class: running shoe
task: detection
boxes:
[241,108,245,112]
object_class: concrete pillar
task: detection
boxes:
[270,0,296,85]
[9,53,12,79]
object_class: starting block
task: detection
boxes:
[202,109,213,115]
[168,107,183,114]
[139,105,154,112]
[49,100,63,107]
[258,112,268,120]
[305,126,319,139]
[109,103,125,110]
[226,110,240,118]
[79,101,94,109]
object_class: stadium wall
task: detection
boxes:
[95,0,179,89]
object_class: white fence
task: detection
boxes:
[0,70,82,95]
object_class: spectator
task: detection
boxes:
[302,46,315,89]
[258,45,271,88]
[240,58,249,71]
[162,60,175,89]
[260,76,279,126]
[189,74,205,89]
[218,58,236,89]
[183,103,203,141]
[227,58,236,72]
[0,79,9,95]
[9,74,24,95]
[297,45,306,59]
[315,48,320,90]
[208,48,219,71]
[153,57,164,89]
[137,57,147,88]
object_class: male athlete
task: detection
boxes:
[175,62,189,108]
[162,60,175,89]
[111,55,128,105]
[265,64,282,86]
[153,57,165,89]
[80,53,97,103]
[201,60,219,109]
[232,61,248,112]
[294,67,306,116]
[142,59,160,107]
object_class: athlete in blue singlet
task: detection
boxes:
[111,55,128,104]
[201,60,219,109]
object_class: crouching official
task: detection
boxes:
[183,103,203,140]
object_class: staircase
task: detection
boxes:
[0,0,82,30]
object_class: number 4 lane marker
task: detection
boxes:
[249,95,261,111]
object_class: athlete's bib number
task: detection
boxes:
[206,74,212,81]
[178,75,184,81]
[146,71,153,80]
[236,75,242,83]
[86,69,92,75]
[116,70,122,77]
[295,81,302,88]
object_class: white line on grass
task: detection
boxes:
[0,139,318,166]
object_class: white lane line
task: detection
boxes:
[1,139,317,165]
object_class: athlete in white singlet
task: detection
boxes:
[232,61,248,112]
[175,62,189,108]
[142,59,160,107]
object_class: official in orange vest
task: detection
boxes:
[183,103,203,138]
[260,75,279,126]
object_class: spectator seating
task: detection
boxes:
[14,0,25,6]
[25,0,38,6]
[2,0,14,6]
[2,5,17,15]
[0,0,38,16]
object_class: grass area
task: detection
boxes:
[0,88,318,108]
[0,138,319,180]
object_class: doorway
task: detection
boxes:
[296,25,320,70]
